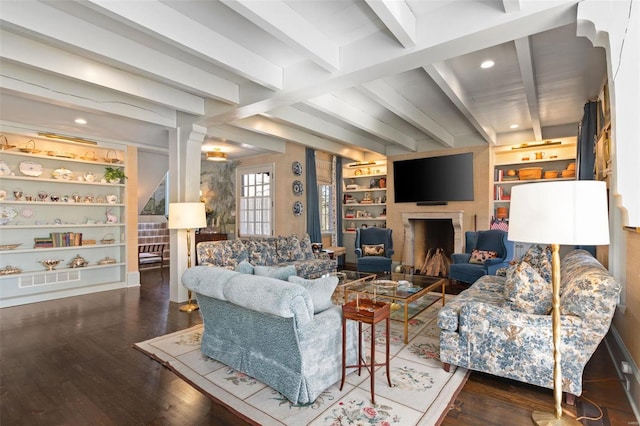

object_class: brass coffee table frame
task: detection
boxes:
[344,273,447,343]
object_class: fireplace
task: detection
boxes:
[401,211,464,272]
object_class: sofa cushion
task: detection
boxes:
[299,234,316,260]
[521,244,552,283]
[469,249,497,264]
[288,275,338,313]
[504,261,552,314]
[243,238,278,266]
[277,235,305,262]
[235,260,254,274]
[362,243,385,256]
[254,264,297,280]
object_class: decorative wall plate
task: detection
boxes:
[292,180,304,196]
[292,200,303,216]
[19,161,43,177]
[0,207,18,224]
[292,161,302,176]
[20,207,34,218]
[0,161,11,176]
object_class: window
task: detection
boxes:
[319,183,333,233]
[237,164,273,237]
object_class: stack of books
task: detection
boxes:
[35,232,83,248]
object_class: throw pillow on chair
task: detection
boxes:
[469,249,498,264]
[362,244,385,256]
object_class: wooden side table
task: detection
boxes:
[340,297,392,404]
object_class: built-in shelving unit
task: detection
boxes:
[491,138,577,258]
[342,161,387,234]
[0,132,127,307]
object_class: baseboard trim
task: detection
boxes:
[604,326,640,421]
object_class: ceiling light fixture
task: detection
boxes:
[206,150,228,162]
[510,124,519,129]
[75,118,87,124]
[37,132,97,145]
[481,60,495,69]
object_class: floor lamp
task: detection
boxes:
[508,180,609,426]
[168,202,207,313]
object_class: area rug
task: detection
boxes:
[134,293,468,426]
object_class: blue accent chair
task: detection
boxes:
[448,230,515,284]
[355,227,394,273]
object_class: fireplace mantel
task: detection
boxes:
[401,211,464,268]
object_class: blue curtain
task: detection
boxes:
[305,148,321,243]
[577,101,598,181]
[336,156,344,266]
[576,100,598,255]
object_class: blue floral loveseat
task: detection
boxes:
[196,234,336,279]
[438,247,621,401]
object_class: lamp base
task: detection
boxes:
[179,302,199,313]
[532,411,582,425]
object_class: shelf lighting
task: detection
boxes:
[511,140,562,150]
[37,132,97,145]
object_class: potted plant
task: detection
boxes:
[104,167,126,184]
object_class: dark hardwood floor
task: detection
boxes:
[1,268,636,425]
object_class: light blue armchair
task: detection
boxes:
[448,230,515,284]
[355,227,394,273]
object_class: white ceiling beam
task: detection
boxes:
[514,37,543,141]
[204,1,577,128]
[0,62,177,128]
[502,0,523,14]
[359,80,454,147]
[222,0,339,72]
[423,62,497,145]
[307,94,417,151]
[207,124,286,154]
[230,116,366,160]
[365,0,416,47]
[0,0,239,104]
[0,30,204,116]
[84,0,282,90]
[264,106,387,154]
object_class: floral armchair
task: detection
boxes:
[438,248,621,401]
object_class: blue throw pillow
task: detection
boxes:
[235,260,254,275]
[254,265,297,281]
[288,275,339,313]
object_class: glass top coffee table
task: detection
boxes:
[328,271,376,305]
[344,272,448,343]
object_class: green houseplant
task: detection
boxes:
[104,167,126,183]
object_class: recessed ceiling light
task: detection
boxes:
[480,60,495,69]
[75,118,87,124]
[510,124,519,129]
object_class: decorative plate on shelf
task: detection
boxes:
[292,161,302,176]
[292,201,303,216]
[0,243,22,251]
[0,161,11,176]
[19,161,43,177]
[0,207,18,224]
[292,180,304,196]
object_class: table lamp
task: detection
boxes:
[508,180,609,425]
[168,202,207,312]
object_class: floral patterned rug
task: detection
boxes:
[134,293,468,426]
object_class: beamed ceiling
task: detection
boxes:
[0,0,606,161]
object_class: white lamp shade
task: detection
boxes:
[168,202,207,230]
[508,181,610,246]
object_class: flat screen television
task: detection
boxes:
[393,153,474,204]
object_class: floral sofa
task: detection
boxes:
[195,234,336,279]
[182,265,358,404]
[438,247,621,400]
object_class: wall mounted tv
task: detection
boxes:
[393,152,474,204]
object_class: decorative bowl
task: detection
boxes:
[52,168,72,180]
[40,259,63,271]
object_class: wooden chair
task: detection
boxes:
[138,243,167,276]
